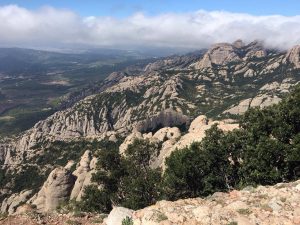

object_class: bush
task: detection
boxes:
[81,139,162,211]
[163,86,300,200]
[163,125,231,200]
[122,217,133,225]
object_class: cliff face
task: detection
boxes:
[1,40,300,208]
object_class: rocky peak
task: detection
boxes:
[193,40,267,69]
[284,45,300,68]
[232,39,245,48]
[243,40,267,59]
[194,42,241,68]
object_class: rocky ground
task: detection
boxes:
[129,179,300,225]
[1,179,300,225]
[0,211,105,225]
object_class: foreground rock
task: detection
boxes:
[104,207,133,225]
[130,179,300,225]
[0,210,105,225]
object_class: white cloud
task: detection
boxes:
[0,5,300,50]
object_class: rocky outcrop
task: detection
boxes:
[224,94,282,115]
[144,51,204,71]
[30,167,76,212]
[104,207,134,225]
[70,150,98,201]
[284,45,300,68]
[194,43,241,68]
[193,40,266,69]
[135,109,189,133]
[2,180,300,224]
[1,190,33,215]
[120,115,238,169]
[130,179,300,225]
[0,141,15,165]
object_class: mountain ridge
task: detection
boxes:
[1,40,300,215]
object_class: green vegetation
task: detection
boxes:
[155,212,168,222]
[163,85,300,200]
[0,107,55,137]
[79,139,162,212]
[79,85,300,213]
[0,48,155,137]
[65,220,82,225]
[227,222,238,225]
[12,165,49,193]
[236,208,252,215]
[122,217,133,225]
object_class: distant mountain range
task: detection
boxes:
[1,39,300,215]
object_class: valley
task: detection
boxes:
[0,48,155,136]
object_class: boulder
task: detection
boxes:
[31,167,76,212]
[105,207,133,225]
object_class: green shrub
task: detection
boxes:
[81,139,162,211]
[122,217,133,225]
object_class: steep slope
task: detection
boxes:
[1,40,300,207]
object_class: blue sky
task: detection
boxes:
[0,0,299,17]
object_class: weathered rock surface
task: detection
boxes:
[120,115,238,169]
[194,43,241,68]
[2,180,300,224]
[1,190,33,215]
[193,40,266,69]
[70,150,98,201]
[30,167,76,212]
[284,45,300,68]
[104,207,134,225]
[131,179,300,225]
[224,94,282,115]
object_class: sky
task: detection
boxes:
[0,0,300,50]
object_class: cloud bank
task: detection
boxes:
[0,4,300,50]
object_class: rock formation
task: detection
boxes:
[284,45,300,68]
[193,40,266,69]
[120,115,239,169]
[30,167,76,212]
[1,190,33,215]
[70,150,98,201]
[104,207,134,225]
